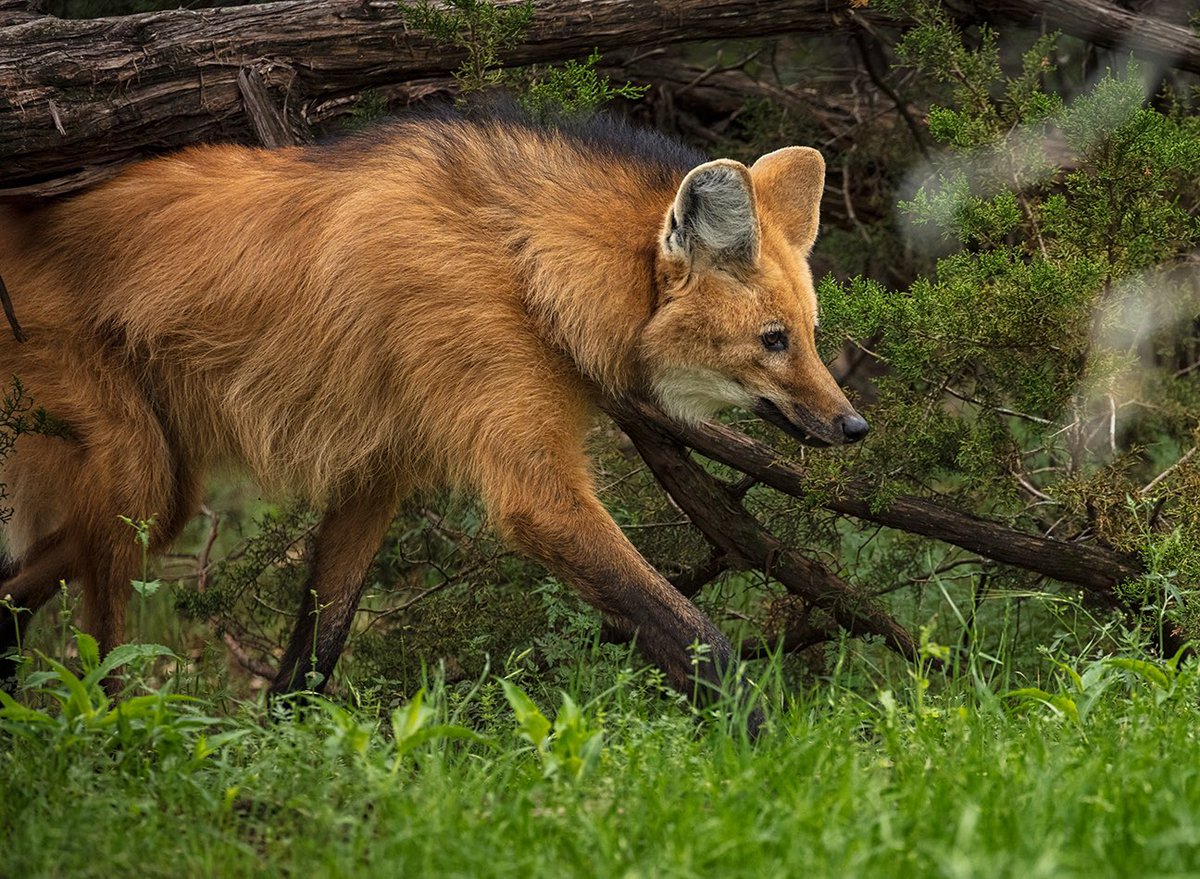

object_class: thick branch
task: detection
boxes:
[620,399,1144,598]
[741,621,837,660]
[667,551,728,599]
[611,401,924,664]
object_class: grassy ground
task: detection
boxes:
[4,633,1200,879]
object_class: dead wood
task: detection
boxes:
[6,0,1200,197]
[610,395,1200,666]
[946,0,1200,74]
[0,0,861,194]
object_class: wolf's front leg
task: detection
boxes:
[486,455,762,735]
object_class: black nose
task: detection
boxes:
[838,414,869,443]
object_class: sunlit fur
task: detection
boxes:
[0,114,859,698]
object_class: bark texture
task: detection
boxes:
[953,0,1200,72]
[0,0,857,192]
[4,0,1200,194]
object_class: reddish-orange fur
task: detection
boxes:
[0,113,862,723]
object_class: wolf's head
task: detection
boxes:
[641,147,867,446]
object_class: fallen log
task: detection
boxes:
[5,0,1200,196]
[0,0,861,193]
[947,0,1200,73]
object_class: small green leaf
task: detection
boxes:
[75,632,100,673]
[1004,687,1057,707]
[22,670,60,688]
[394,725,496,758]
[1051,659,1084,692]
[392,688,434,745]
[1005,687,1081,726]
[37,654,101,719]
[304,670,326,690]
[500,679,551,749]
[0,689,54,724]
[1103,657,1171,690]
[131,579,163,598]
[84,643,176,691]
[1166,642,1193,674]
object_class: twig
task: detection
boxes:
[195,506,220,593]
[218,629,277,680]
[943,385,1052,425]
[959,565,994,655]
[1140,446,1198,496]
[355,552,512,638]
[676,49,763,97]
[740,622,836,659]
[669,552,728,598]
[850,24,932,161]
[0,271,25,343]
[193,508,278,681]
[1108,393,1117,455]
[840,156,871,240]
[1015,473,1056,504]
[598,464,648,494]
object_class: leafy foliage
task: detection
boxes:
[0,631,237,769]
[401,0,536,95]
[810,15,1200,648]
[519,50,648,119]
[400,0,645,118]
[0,377,70,523]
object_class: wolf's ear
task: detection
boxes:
[750,147,825,256]
[662,159,759,270]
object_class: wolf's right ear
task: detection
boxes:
[661,160,759,271]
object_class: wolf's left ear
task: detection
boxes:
[662,159,759,270]
[750,147,825,256]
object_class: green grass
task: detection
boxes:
[4,636,1200,879]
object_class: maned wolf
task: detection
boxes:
[0,111,866,726]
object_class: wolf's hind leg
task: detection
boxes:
[10,367,186,675]
[271,485,399,696]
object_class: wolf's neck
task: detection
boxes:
[510,177,669,397]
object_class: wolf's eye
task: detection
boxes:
[761,330,788,352]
